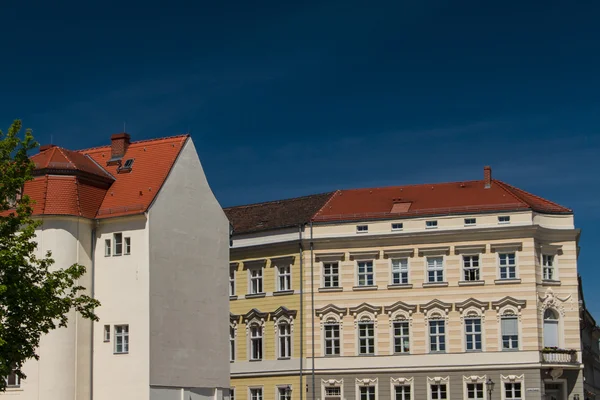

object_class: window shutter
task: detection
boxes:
[501,317,518,335]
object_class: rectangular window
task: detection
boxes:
[324,323,341,356]
[250,388,263,400]
[393,321,410,353]
[466,383,484,399]
[357,225,368,233]
[543,254,555,280]
[499,253,517,279]
[325,387,341,399]
[4,370,20,388]
[498,215,511,224]
[391,258,409,284]
[250,325,263,360]
[358,321,375,355]
[464,218,476,226]
[357,260,374,286]
[323,262,340,288]
[392,223,404,231]
[429,320,446,352]
[427,257,444,283]
[359,386,375,400]
[504,382,522,400]
[426,220,438,229]
[104,239,111,256]
[430,384,447,400]
[230,326,235,361]
[278,387,291,400]
[463,255,480,281]
[249,268,263,294]
[113,233,123,256]
[465,318,482,351]
[114,324,129,354]
[277,265,291,291]
[501,316,519,350]
[395,385,411,400]
[103,325,110,342]
[124,237,131,255]
[278,323,291,358]
[229,270,235,296]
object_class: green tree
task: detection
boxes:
[0,120,99,391]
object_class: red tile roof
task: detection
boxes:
[5,134,189,219]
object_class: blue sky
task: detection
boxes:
[1,1,599,315]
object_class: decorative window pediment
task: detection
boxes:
[418,246,450,256]
[316,304,348,318]
[243,308,268,325]
[490,242,522,253]
[421,299,451,323]
[322,378,343,387]
[315,252,345,262]
[356,378,378,386]
[455,298,490,312]
[463,375,486,384]
[242,259,267,269]
[270,255,295,266]
[536,243,563,255]
[349,250,380,260]
[385,301,417,315]
[391,377,414,386]
[383,248,415,258]
[272,306,297,320]
[454,244,486,255]
[427,376,450,384]
[501,374,524,383]
[491,297,526,310]
[350,303,383,316]
[230,313,241,325]
[538,287,572,317]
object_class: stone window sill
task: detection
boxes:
[387,284,413,290]
[273,290,294,296]
[319,287,344,292]
[245,293,266,299]
[422,282,449,288]
[352,285,378,291]
[542,280,561,286]
[229,295,238,300]
[458,280,485,287]
[494,279,522,285]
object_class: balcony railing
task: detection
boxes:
[540,348,578,364]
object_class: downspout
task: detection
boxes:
[298,224,304,400]
[90,223,97,400]
[310,222,315,400]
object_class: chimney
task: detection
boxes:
[484,166,492,188]
[39,144,57,152]
[110,133,130,162]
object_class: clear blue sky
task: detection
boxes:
[1,1,599,315]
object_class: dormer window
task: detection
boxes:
[426,220,438,229]
[356,225,368,233]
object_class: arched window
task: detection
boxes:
[543,309,559,348]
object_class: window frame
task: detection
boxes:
[229,268,236,297]
[391,379,413,400]
[429,383,448,400]
[323,319,341,356]
[464,218,477,226]
[543,308,560,348]
[4,370,20,388]
[113,233,123,256]
[249,323,263,361]
[391,223,404,231]
[358,385,376,400]
[249,387,264,400]
[542,254,556,281]
[464,317,483,352]
[276,264,292,292]
[104,239,111,257]
[356,225,369,233]
[392,320,410,354]
[357,319,375,355]
[498,215,511,224]
[500,314,520,351]
[428,319,446,353]
[498,252,517,280]
[426,256,445,283]
[124,237,131,255]
[114,324,129,354]
[503,382,523,400]
[426,220,438,229]
[103,324,110,342]
[230,325,236,362]
[277,321,292,359]
[248,267,264,295]
[462,255,480,282]
[357,260,375,287]
[323,262,340,288]
[391,258,409,285]
[277,386,292,400]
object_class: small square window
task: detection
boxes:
[498,216,511,224]
[124,237,131,255]
[104,239,111,257]
[356,225,368,233]
[104,325,110,342]
[426,220,438,229]
[464,218,476,226]
[392,223,403,231]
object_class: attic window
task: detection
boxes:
[498,215,511,224]
[356,225,368,233]
[123,159,134,169]
[425,220,438,229]
[464,218,476,226]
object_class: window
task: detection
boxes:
[498,215,511,224]
[430,384,447,400]
[278,322,292,358]
[465,318,482,351]
[543,309,559,348]
[357,261,374,286]
[250,388,263,400]
[230,389,235,400]
[359,386,375,400]
[103,325,110,342]
[499,253,516,279]
[250,324,263,360]
[104,239,111,256]
[543,254,555,280]
[466,383,484,399]
[325,387,342,400]
[393,320,410,353]
[277,265,291,291]
[123,158,134,169]
[323,262,340,288]
[124,237,131,255]
[392,223,404,231]
[358,320,375,355]
[394,385,411,400]
[249,268,263,294]
[357,225,369,233]
[113,233,123,256]
[114,324,129,354]
[504,382,522,400]
[229,270,236,296]
[391,259,409,284]
[427,257,444,283]
[429,320,446,352]
[464,218,476,226]
[278,387,292,400]
[324,322,340,356]
[501,315,519,350]
[4,370,20,388]
[426,220,438,229]
[463,255,480,281]
[230,326,236,361]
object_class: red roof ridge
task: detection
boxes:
[224,191,335,210]
[491,179,529,207]
[338,179,485,192]
[77,134,190,153]
[494,180,572,213]
[313,190,342,218]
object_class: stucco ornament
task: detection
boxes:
[322,379,343,387]
[356,378,378,386]
[391,377,414,385]
[538,288,572,316]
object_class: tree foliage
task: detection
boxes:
[0,120,99,391]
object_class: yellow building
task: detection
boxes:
[226,167,583,400]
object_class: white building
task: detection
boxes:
[1,133,230,400]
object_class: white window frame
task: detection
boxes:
[426,257,445,283]
[500,375,524,400]
[323,262,340,288]
[464,218,476,226]
[356,225,369,233]
[428,318,446,353]
[249,323,263,361]
[464,317,483,352]
[357,260,375,286]
[114,324,129,354]
[323,317,341,356]
[427,377,450,400]
[498,215,511,224]
[358,385,376,400]
[356,379,378,400]
[4,370,20,388]
[113,233,123,256]
[391,258,409,285]
[392,320,410,354]
[321,380,344,400]
[229,269,236,297]
[124,237,131,255]
[463,375,487,400]
[543,308,561,348]
[277,321,292,359]
[104,239,111,256]
[462,255,480,281]
[542,254,556,281]
[248,267,264,295]
[249,387,264,400]
[276,264,292,292]
[498,253,517,280]
[390,378,414,400]
[426,220,438,229]
[276,386,292,400]
[392,223,404,231]
[500,313,520,351]
[103,325,110,342]
[230,324,236,362]
[357,317,376,355]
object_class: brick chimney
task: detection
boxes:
[110,133,130,162]
[484,166,492,188]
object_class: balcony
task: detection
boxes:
[540,348,578,364]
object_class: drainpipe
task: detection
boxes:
[298,224,304,400]
[310,222,315,400]
[90,223,97,400]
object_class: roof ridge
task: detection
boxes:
[56,147,74,165]
[312,190,341,218]
[492,180,529,207]
[224,191,335,210]
[494,180,572,212]
[77,134,190,153]
[339,179,484,192]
